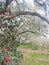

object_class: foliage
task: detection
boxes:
[0,47,23,65]
[0,1,23,65]
[32,43,39,50]
[0,16,23,65]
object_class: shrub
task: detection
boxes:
[32,43,39,50]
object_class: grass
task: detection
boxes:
[19,49,49,65]
[19,43,49,65]
[19,43,32,48]
[20,52,49,65]
[31,52,49,57]
[19,43,39,50]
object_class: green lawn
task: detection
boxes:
[19,43,39,50]
[19,44,49,65]
[19,43,32,48]
[31,52,49,65]
[20,52,49,65]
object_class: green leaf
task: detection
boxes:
[0,56,4,61]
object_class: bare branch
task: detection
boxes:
[34,0,47,15]
[18,30,37,34]
[3,11,49,24]
[18,30,47,37]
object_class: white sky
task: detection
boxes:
[25,0,33,3]
[19,0,34,4]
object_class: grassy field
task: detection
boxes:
[19,43,32,48]
[19,43,39,50]
[19,44,49,65]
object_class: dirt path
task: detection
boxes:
[18,48,46,54]
[18,48,33,65]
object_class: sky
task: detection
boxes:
[25,0,33,3]
[19,0,34,4]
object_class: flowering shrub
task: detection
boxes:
[0,47,23,65]
[0,1,23,65]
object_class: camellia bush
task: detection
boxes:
[0,1,23,65]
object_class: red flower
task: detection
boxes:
[4,63,6,65]
[2,47,7,51]
[1,11,6,15]
[4,56,11,62]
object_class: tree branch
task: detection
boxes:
[3,11,49,24]
[34,0,47,15]
[18,30,47,37]
[34,0,46,6]
[18,30,37,34]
